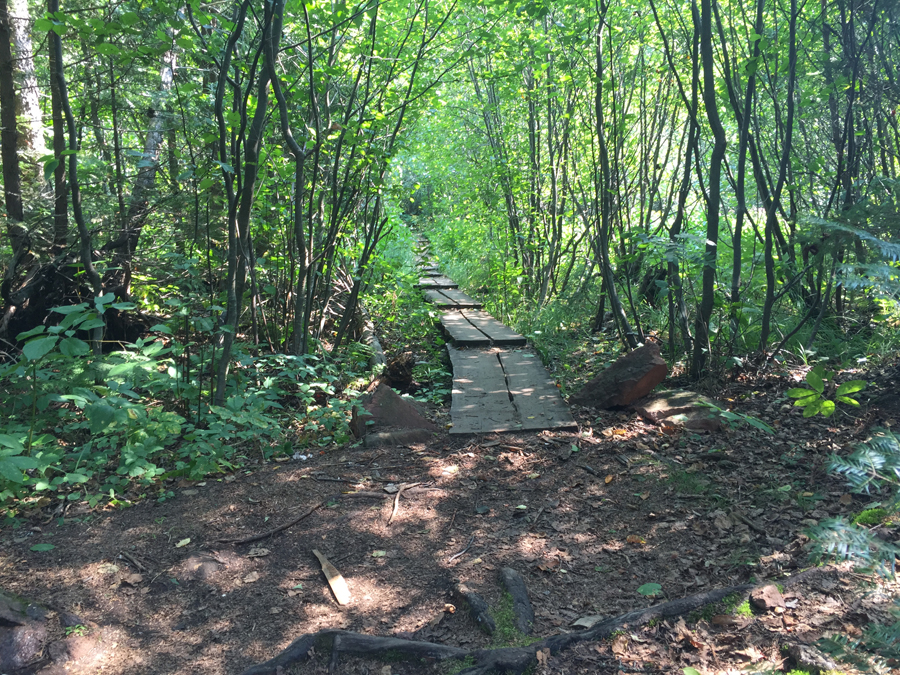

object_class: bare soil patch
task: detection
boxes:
[1,367,898,674]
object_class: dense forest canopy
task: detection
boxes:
[0,0,899,504]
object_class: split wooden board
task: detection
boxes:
[497,350,576,432]
[447,347,576,434]
[440,310,526,347]
[312,549,351,605]
[424,289,482,309]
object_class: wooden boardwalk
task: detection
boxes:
[415,238,576,435]
[448,348,576,434]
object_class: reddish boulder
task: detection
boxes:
[750,584,785,611]
[570,342,667,408]
[350,382,438,439]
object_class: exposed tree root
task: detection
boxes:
[499,567,534,635]
[453,580,496,635]
[240,583,758,675]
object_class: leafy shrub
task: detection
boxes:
[808,429,900,673]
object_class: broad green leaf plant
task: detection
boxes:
[786,365,867,418]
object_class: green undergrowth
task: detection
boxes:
[491,592,541,649]
[0,302,377,523]
[687,592,751,624]
[440,656,475,675]
[852,507,893,526]
[362,222,453,406]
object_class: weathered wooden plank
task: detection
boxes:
[461,310,526,346]
[418,264,442,275]
[423,290,452,306]
[498,350,577,431]
[417,276,458,289]
[448,347,520,434]
[436,289,482,309]
[423,289,482,309]
[440,311,490,347]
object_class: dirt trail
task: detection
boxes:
[2,368,898,674]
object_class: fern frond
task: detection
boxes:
[805,216,900,262]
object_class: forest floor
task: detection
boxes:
[1,363,899,675]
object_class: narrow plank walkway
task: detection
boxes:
[414,235,576,435]
[448,348,576,433]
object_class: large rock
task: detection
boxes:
[570,342,667,408]
[634,389,724,432]
[0,589,47,672]
[350,382,438,438]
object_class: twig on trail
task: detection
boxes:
[311,473,354,483]
[448,535,475,563]
[388,482,421,525]
[448,509,458,529]
[341,491,390,499]
[732,509,766,534]
[576,463,600,477]
[118,550,149,573]
[216,499,326,545]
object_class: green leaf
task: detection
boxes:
[805,369,825,394]
[0,434,25,453]
[30,543,56,552]
[17,325,46,339]
[80,318,106,330]
[803,399,823,417]
[637,582,662,597]
[59,337,90,357]
[43,158,59,183]
[836,396,860,407]
[94,43,120,56]
[786,387,815,399]
[0,455,38,482]
[23,336,58,361]
[836,380,867,396]
[819,400,836,417]
[683,669,702,675]
[51,303,89,315]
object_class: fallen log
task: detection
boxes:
[240,582,759,675]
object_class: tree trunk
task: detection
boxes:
[595,4,638,351]
[48,0,103,352]
[47,0,67,252]
[0,0,23,225]
[10,0,44,160]
[689,0,727,379]
[758,0,798,355]
[214,4,273,404]
[102,49,176,287]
